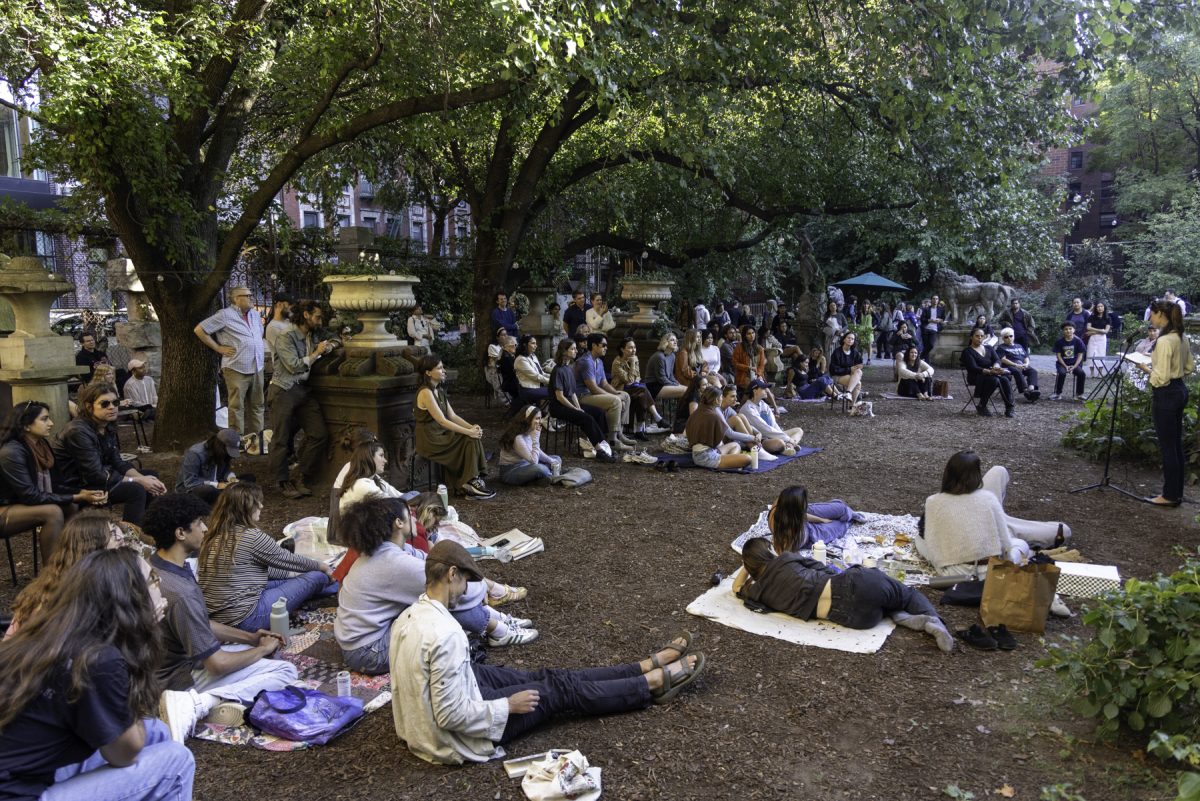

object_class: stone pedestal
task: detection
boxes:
[929,323,972,368]
[107,258,162,375]
[517,286,559,361]
[618,280,675,326]
[309,373,419,488]
[0,255,89,424]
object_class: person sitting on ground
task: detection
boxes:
[673,364,713,434]
[0,401,107,558]
[338,440,406,511]
[52,383,167,525]
[717,384,757,437]
[918,450,1071,577]
[336,499,536,676]
[890,321,918,375]
[121,359,157,420]
[786,355,838,400]
[961,326,1016,417]
[175,428,246,506]
[717,324,739,386]
[762,485,861,552]
[739,379,804,455]
[390,540,704,764]
[896,345,935,400]
[575,333,635,452]
[645,333,689,401]
[829,331,865,404]
[1051,322,1087,401]
[609,337,670,439]
[145,493,298,742]
[735,538,953,651]
[0,549,196,801]
[198,483,335,632]
[415,355,497,499]
[513,334,551,407]
[585,293,616,334]
[5,511,119,637]
[497,406,562,486]
[548,338,616,462]
[685,386,762,470]
[994,328,1040,402]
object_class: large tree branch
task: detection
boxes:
[561,226,776,268]
[207,78,514,299]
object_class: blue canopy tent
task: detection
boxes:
[832,271,910,293]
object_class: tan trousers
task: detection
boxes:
[224,367,264,434]
[580,391,629,432]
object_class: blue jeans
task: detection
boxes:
[44,719,194,801]
[499,460,552,485]
[342,603,491,675]
[238,571,335,631]
[474,662,650,745]
[827,567,938,629]
[1152,379,1189,502]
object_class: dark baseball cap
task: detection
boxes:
[747,378,771,392]
[426,540,484,582]
[216,428,241,458]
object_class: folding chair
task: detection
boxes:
[955,350,1000,415]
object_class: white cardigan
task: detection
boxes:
[339,475,404,512]
[514,354,549,388]
[897,360,934,380]
[918,490,1013,572]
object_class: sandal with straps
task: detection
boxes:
[648,631,693,670]
[652,653,706,705]
[487,585,528,608]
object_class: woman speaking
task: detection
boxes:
[1137,300,1195,507]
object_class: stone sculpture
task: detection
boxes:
[932,268,1014,321]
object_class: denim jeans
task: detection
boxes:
[342,604,491,675]
[237,571,335,631]
[1152,379,1189,502]
[44,718,194,801]
[1054,364,1086,396]
[499,460,553,486]
[474,662,650,744]
[827,567,938,629]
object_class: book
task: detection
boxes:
[481,528,544,561]
[1123,352,1152,366]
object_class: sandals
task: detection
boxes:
[648,631,693,670]
[652,652,706,705]
[487,585,528,607]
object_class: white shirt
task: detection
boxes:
[407,315,436,347]
[338,475,404,512]
[694,304,710,329]
[738,398,786,438]
[123,374,158,407]
[514,354,549,388]
[390,595,508,764]
[585,307,615,333]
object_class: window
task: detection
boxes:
[337,214,351,228]
[1,108,20,178]
[1100,180,1116,206]
[1099,212,1119,228]
[360,213,377,230]
[411,221,424,244]
[1068,151,1084,170]
[302,211,321,228]
[1067,182,1082,202]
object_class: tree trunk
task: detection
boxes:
[471,228,511,371]
[152,293,221,451]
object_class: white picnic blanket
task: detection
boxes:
[686,577,895,653]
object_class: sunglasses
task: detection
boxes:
[98,399,118,409]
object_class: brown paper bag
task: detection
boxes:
[933,379,950,397]
[980,557,1060,633]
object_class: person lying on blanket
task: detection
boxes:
[733,538,954,652]
[335,497,537,676]
[144,493,299,742]
[684,385,761,470]
[390,541,706,765]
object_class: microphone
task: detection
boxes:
[1125,323,1149,344]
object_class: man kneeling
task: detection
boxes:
[390,541,705,764]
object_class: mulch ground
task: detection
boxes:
[2,362,1194,801]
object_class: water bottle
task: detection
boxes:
[437,483,449,509]
[336,670,352,698]
[812,540,827,565]
[269,597,289,638]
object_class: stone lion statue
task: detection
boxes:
[932,268,1014,321]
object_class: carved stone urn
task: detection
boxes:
[618,278,675,325]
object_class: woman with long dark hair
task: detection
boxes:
[0,549,195,800]
[198,483,334,631]
[414,355,495,499]
[548,338,615,461]
[513,334,551,406]
[1135,300,1196,506]
[338,440,405,510]
[174,427,246,506]
[765,485,859,554]
[497,405,561,485]
[829,331,865,404]
[960,326,1015,417]
[897,345,935,400]
[610,337,670,438]
[0,401,107,557]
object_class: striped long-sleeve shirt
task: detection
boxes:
[199,526,323,626]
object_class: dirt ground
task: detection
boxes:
[2,361,1194,801]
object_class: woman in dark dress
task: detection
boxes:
[414,355,495,499]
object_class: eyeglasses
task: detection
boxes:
[98,399,118,409]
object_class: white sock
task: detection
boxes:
[490,619,511,639]
[195,690,219,718]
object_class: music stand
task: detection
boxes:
[1070,335,1144,500]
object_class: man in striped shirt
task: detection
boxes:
[195,286,266,453]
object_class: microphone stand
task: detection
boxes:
[1070,333,1144,500]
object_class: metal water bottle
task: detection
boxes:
[437,484,449,509]
[812,540,827,565]
[269,597,289,638]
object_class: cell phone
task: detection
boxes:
[490,538,511,548]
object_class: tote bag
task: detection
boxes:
[980,557,1060,633]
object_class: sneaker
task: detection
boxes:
[1005,406,1016,418]
[617,433,638,446]
[977,405,993,417]
[644,423,671,435]
[1074,394,1086,402]
[279,480,303,500]
[241,433,260,456]
[487,627,540,647]
[581,446,598,459]
[611,439,634,452]
[1026,389,1041,401]
[986,624,1017,651]
[757,449,778,461]
[782,445,797,457]
[1049,393,1062,401]
[774,406,788,415]
[159,689,212,743]
[499,612,534,629]
[1049,594,1074,618]
[622,451,658,465]
[205,702,247,728]
[578,436,594,453]
[463,482,497,500]
[956,623,998,651]
[597,441,614,457]
[548,418,565,431]
[293,479,314,497]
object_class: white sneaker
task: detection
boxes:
[487,627,540,647]
[644,423,671,435]
[159,689,214,743]
[774,406,787,415]
[578,436,593,453]
[1049,394,1062,401]
[205,702,247,728]
[783,445,797,457]
[623,451,657,465]
[597,441,614,457]
[1049,594,1074,618]
[499,612,534,629]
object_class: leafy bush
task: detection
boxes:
[1061,376,1200,487]
[1040,552,1200,761]
[431,332,484,394]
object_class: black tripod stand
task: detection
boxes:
[1071,334,1144,500]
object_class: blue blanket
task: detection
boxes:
[654,446,822,473]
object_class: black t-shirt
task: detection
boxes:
[562,305,589,336]
[0,646,133,800]
[551,363,577,401]
[73,348,108,380]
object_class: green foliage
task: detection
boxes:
[1124,188,1200,301]
[372,239,474,326]
[1040,784,1088,801]
[1061,375,1200,484]
[1040,552,1200,761]
[1177,771,1200,801]
[431,332,483,393]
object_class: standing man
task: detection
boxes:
[693,298,710,330]
[74,332,109,381]
[263,292,295,365]
[195,286,265,454]
[490,293,519,340]
[575,333,635,451]
[562,289,590,338]
[920,295,944,361]
[406,303,441,349]
[996,298,1039,350]
[1065,297,1089,338]
[268,300,335,499]
[1164,289,1188,316]
[146,493,299,742]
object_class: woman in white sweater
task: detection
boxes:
[896,345,935,400]
[338,441,405,512]
[513,334,551,405]
[738,379,804,455]
[918,450,1070,576]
